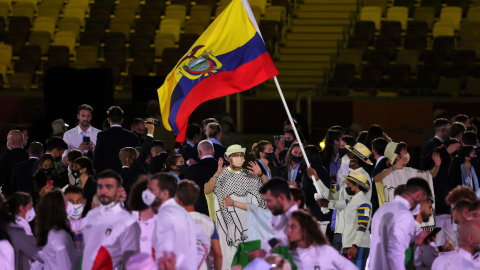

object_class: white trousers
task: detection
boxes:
[434,214,457,249]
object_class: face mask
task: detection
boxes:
[471,157,480,167]
[71,204,84,219]
[55,155,62,163]
[264,152,276,163]
[142,189,156,206]
[345,186,355,196]
[290,154,303,164]
[25,208,35,222]
[411,203,421,216]
[285,140,293,148]
[175,164,188,175]
[42,168,54,175]
[72,169,81,179]
[6,142,11,150]
[232,156,245,167]
[66,201,74,218]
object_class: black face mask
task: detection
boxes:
[176,164,188,175]
[72,169,81,179]
[42,168,54,175]
[264,152,276,163]
[285,140,293,148]
[471,157,480,167]
[54,155,62,163]
[339,148,349,158]
[290,154,303,164]
[345,187,355,196]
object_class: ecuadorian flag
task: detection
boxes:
[157,0,279,142]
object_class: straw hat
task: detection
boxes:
[52,119,69,135]
[342,170,370,190]
[384,142,399,163]
[225,144,246,157]
[345,143,373,165]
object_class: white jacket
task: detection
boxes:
[152,198,210,270]
[43,229,81,270]
[342,191,372,249]
[369,196,416,270]
[7,218,44,270]
[82,203,141,270]
[290,244,358,270]
[0,240,14,270]
[432,248,478,270]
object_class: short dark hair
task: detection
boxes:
[449,122,466,138]
[259,178,291,200]
[330,125,346,134]
[404,177,432,198]
[468,200,480,213]
[28,142,44,156]
[46,137,68,152]
[290,188,305,209]
[433,118,450,129]
[453,199,472,212]
[176,180,200,206]
[96,169,123,187]
[446,186,478,206]
[394,184,406,197]
[284,119,297,126]
[202,118,218,128]
[341,135,356,147]
[186,124,202,140]
[131,118,144,127]
[107,106,124,124]
[454,114,469,125]
[74,157,95,176]
[152,140,166,150]
[462,131,477,146]
[78,104,93,114]
[127,176,149,211]
[11,125,27,132]
[372,138,388,156]
[64,185,84,197]
[150,172,177,198]
[67,149,82,163]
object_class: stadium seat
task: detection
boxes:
[14,60,36,80]
[0,17,4,41]
[196,0,217,14]
[79,32,101,47]
[367,50,390,70]
[179,33,199,53]
[437,78,461,93]
[380,21,402,45]
[85,18,107,40]
[413,7,436,30]
[459,22,480,44]
[33,16,56,37]
[452,50,476,72]
[406,21,428,40]
[48,45,70,66]
[64,5,86,26]
[0,2,8,20]
[190,5,212,26]
[416,65,440,88]
[433,21,455,38]
[38,5,60,22]
[467,7,480,23]
[154,33,176,57]
[364,0,388,15]
[353,21,376,45]
[12,2,35,22]
[105,47,127,70]
[165,5,187,25]
[184,20,205,36]
[4,31,26,55]
[396,50,419,70]
[170,0,190,12]
[29,31,51,55]
[58,17,82,39]
[104,32,127,49]
[265,6,285,23]
[162,47,183,67]
[251,6,262,24]
[465,78,480,90]
[160,19,181,42]
[432,36,455,58]
[109,18,131,40]
[347,35,369,58]
[446,0,468,16]
[0,43,12,66]
[41,0,64,9]
[0,63,6,82]
[386,7,408,30]
[360,7,382,30]
[129,32,150,56]
[71,46,98,68]
[9,16,31,39]
[134,22,156,41]
[140,5,162,26]
[118,0,140,11]
[114,6,136,26]
[8,73,32,90]
[475,0,480,6]
[128,61,150,77]
[89,4,111,25]
[389,64,411,84]
[215,4,228,16]
[53,31,77,56]
[69,0,90,11]
[338,49,363,72]
[462,37,480,59]
[404,37,427,57]
[393,0,414,16]
[249,0,267,14]
[424,50,448,70]
[361,64,383,85]
[19,45,41,68]
[133,47,155,70]
[332,63,356,86]
[440,7,462,30]
[375,37,397,59]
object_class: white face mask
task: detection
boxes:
[25,208,35,222]
[66,201,75,218]
[71,204,84,219]
[142,189,156,206]
[6,142,11,150]
[232,156,245,167]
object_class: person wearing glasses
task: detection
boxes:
[204,144,269,269]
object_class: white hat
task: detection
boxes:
[225,144,246,157]
[384,142,399,163]
[52,119,69,135]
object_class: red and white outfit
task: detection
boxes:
[82,203,141,270]
[152,198,210,270]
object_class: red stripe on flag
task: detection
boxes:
[92,246,113,270]
[174,52,278,142]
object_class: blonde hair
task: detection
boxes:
[250,140,272,160]
[119,147,137,165]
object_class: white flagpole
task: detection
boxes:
[238,0,323,194]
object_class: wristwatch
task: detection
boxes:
[258,172,264,177]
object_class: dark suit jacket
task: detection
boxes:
[122,136,153,194]
[149,152,169,174]
[192,142,227,162]
[82,177,97,217]
[10,158,38,194]
[184,157,217,216]
[93,126,140,174]
[275,164,306,187]
[370,157,389,216]
[303,163,332,222]
[0,147,29,195]
[59,169,70,186]
[180,143,196,162]
[420,137,443,170]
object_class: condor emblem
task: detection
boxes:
[105,228,112,236]
[176,45,222,80]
